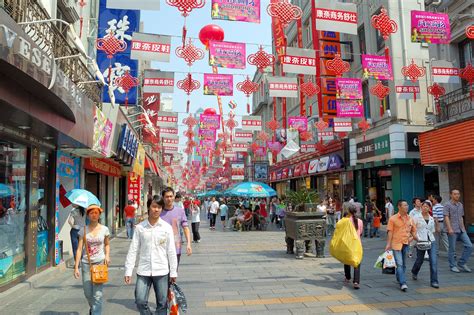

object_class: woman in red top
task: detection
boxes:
[372,206,381,238]
[259,199,268,218]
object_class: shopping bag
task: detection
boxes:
[374,252,385,269]
[329,217,363,267]
[382,250,396,269]
[171,283,188,313]
[168,287,180,315]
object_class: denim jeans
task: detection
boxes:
[210,213,217,227]
[393,244,409,286]
[448,231,473,268]
[81,262,104,315]
[126,218,135,239]
[411,242,438,284]
[135,274,169,315]
[70,228,80,261]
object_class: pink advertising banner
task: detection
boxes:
[200,139,215,152]
[288,116,308,132]
[336,100,364,117]
[411,10,451,44]
[211,0,260,23]
[203,73,234,96]
[198,128,216,141]
[200,114,221,130]
[209,41,246,69]
[336,78,362,99]
[362,55,393,80]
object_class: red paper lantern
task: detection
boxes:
[176,38,204,66]
[326,54,350,77]
[203,108,217,115]
[370,7,397,40]
[166,0,205,17]
[467,25,474,39]
[114,71,139,106]
[459,63,474,100]
[370,81,391,116]
[247,46,276,73]
[266,0,303,29]
[237,76,260,113]
[199,24,225,49]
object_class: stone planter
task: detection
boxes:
[285,205,327,259]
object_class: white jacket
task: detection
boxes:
[414,215,436,242]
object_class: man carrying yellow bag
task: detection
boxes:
[330,204,363,289]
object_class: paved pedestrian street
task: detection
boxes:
[1,220,474,315]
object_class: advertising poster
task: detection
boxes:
[336,100,364,117]
[200,139,215,152]
[282,47,317,75]
[143,70,175,93]
[333,118,353,132]
[97,0,140,104]
[362,54,393,80]
[336,78,362,99]
[431,60,460,83]
[131,32,171,62]
[203,73,234,96]
[209,41,246,69]
[267,76,298,98]
[254,163,269,180]
[211,0,260,23]
[200,114,221,130]
[241,115,262,131]
[411,10,451,44]
[156,111,178,128]
[231,163,245,181]
[288,116,308,132]
[128,172,141,205]
[198,129,216,141]
[92,107,113,157]
[234,129,253,143]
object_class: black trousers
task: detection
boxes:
[210,213,217,227]
[344,264,360,284]
[191,222,200,241]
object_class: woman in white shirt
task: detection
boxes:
[68,206,86,262]
[411,201,439,289]
[191,202,201,243]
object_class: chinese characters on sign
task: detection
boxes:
[241,116,262,131]
[356,135,391,160]
[211,0,260,23]
[143,70,175,93]
[314,0,358,35]
[411,10,451,44]
[127,172,141,205]
[203,73,234,96]
[131,32,171,62]
[209,41,246,69]
[362,54,393,80]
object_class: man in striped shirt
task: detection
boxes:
[432,195,448,255]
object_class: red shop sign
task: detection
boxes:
[128,172,141,205]
[84,158,121,177]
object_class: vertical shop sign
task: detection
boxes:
[27,147,40,273]
[128,172,141,205]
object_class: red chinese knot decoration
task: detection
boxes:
[177,73,200,95]
[358,119,371,141]
[466,25,474,39]
[401,59,426,83]
[182,114,198,128]
[175,39,204,66]
[266,0,303,29]
[166,0,205,17]
[428,83,446,114]
[256,130,270,142]
[370,7,397,40]
[370,81,391,116]
[459,63,474,100]
[315,120,329,143]
[248,46,276,73]
[96,32,127,81]
[114,71,139,106]
[266,119,280,131]
[300,81,320,97]
[325,54,350,77]
[299,131,313,142]
[249,142,260,153]
[237,76,260,113]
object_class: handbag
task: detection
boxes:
[84,226,108,284]
[416,241,432,251]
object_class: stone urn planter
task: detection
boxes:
[285,203,327,259]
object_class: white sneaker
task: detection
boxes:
[458,264,472,272]
[400,284,408,292]
[451,266,461,273]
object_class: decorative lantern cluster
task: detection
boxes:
[237,76,260,113]
[370,81,391,116]
[183,114,198,155]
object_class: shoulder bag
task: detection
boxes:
[415,240,432,251]
[84,226,108,284]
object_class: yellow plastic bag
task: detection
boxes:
[329,217,363,267]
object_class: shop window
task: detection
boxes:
[373,8,385,52]
[381,79,391,113]
[36,152,50,269]
[0,141,27,287]
[362,81,371,119]
[358,25,366,56]
[459,40,474,90]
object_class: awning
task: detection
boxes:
[419,120,474,164]
[145,155,159,175]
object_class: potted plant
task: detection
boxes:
[285,189,320,212]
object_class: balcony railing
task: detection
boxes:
[3,0,101,104]
[437,86,474,124]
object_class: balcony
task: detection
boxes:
[437,86,474,126]
[3,0,101,103]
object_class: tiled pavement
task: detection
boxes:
[1,217,474,315]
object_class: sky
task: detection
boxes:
[141,1,273,153]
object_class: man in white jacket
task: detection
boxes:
[124,198,178,315]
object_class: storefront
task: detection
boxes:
[0,10,98,291]
[350,127,438,213]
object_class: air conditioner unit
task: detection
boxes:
[59,0,80,23]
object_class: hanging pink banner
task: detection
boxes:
[198,129,216,140]
[411,11,451,44]
[203,73,234,96]
[336,100,364,117]
[336,78,362,99]
[362,55,393,80]
[209,41,246,69]
[288,116,308,132]
[200,114,221,130]
[200,139,215,151]
[211,0,260,23]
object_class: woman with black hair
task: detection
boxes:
[68,205,86,263]
[342,204,363,289]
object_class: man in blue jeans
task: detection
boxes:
[124,198,178,315]
[385,200,418,292]
[444,189,473,273]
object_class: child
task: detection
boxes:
[372,207,381,238]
